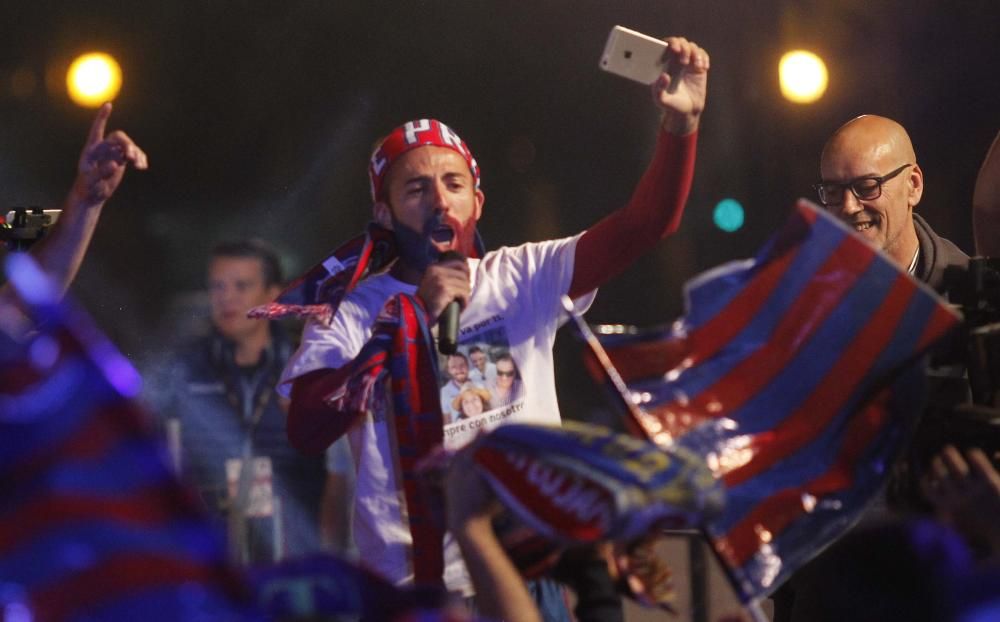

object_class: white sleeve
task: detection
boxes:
[533,232,596,319]
[495,233,596,328]
[276,298,375,398]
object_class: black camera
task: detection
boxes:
[904,259,1000,489]
[1,207,61,252]
[941,258,1000,407]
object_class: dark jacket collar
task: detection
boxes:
[207,322,290,371]
[912,213,970,294]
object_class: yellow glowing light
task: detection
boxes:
[66,52,122,108]
[779,50,828,104]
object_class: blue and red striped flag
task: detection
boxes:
[471,421,724,547]
[0,255,254,621]
[581,200,960,602]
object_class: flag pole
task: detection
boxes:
[561,297,768,620]
[560,296,673,445]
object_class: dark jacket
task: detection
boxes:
[150,324,325,558]
[912,213,970,294]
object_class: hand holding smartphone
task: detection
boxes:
[599,25,684,93]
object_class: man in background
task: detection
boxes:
[149,239,326,564]
[777,115,978,621]
[815,114,968,288]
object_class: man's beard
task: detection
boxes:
[390,211,446,274]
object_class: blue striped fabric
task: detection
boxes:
[473,421,725,545]
[0,255,255,621]
[587,201,959,602]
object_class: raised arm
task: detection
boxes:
[2,103,147,298]
[973,129,1000,256]
[37,102,148,292]
[569,36,708,299]
[445,446,542,622]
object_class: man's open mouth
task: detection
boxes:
[431,225,455,244]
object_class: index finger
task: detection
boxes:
[86,102,113,147]
[940,444,971,479]
[966,448,1000,491]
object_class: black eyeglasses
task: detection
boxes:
[813,164,913,207]
[496,369,516,377]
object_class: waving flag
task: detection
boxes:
[472,421,724,546]
[578,200,960,602]
[0,255,253,622]
[466,420,724,612]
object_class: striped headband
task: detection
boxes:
[368,119,480,201]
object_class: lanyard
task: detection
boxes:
[219,354,281,458]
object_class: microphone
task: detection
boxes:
[437,250,464,355]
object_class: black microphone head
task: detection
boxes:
[436,250,465,355]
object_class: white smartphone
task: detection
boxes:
[599,25,681,91]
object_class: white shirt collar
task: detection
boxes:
[906,245,920,275]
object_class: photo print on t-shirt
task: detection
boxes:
[438,323,525,449]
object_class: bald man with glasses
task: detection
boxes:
[815,114,968,292]
[776,116,974,621]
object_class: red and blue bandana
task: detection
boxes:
[369,119,481,201]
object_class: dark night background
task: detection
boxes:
[1,1,998,418]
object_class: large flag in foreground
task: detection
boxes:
[0,257,457,622]
[0,255,253,621]
[581,201,960,602]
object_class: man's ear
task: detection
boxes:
[908,165,924,208]
[473,189,485,222]
[373,201,394,230]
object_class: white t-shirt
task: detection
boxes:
[279,234,595,593]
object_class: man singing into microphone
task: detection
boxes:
[275,36,709,603]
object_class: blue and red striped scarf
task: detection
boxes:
[344,294,448,585]
[248,223,398,323]
[251,224,477,586]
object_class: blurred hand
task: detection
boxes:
[444,443,499,533]
[612,534,677,611]
[71,102,148,207]
[923,445,1000,558]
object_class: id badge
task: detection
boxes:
[225,456,275,517]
